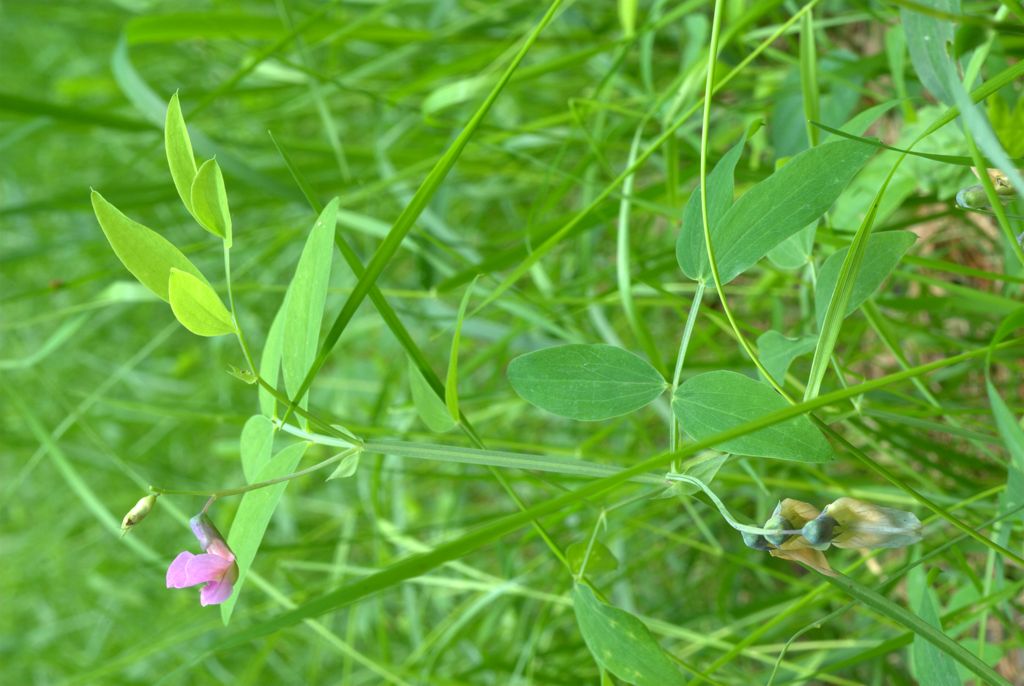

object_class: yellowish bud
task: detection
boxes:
[120,494,158,535]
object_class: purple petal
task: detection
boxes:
[206,539,235,563]
[200,578,234,606]
[167,551,196,588]
[184,553,234,585]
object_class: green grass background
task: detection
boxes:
[2,0,1024,684]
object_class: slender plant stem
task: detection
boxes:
[223,241,259,375]
[664,473,802,537]
[150,448,357,498]
[697,0,784,395]
[617,124,665,373]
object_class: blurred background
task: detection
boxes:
[3,1,1023,684]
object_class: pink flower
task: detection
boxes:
[166,513,238,606]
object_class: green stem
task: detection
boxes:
[617,124,665,374]
[223,241,259,375]
[664,473,798,537]
[150,448,357,498]
[276,420,361,448]
[697,0,783,393]
[215,247,349,442]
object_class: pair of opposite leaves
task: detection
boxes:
[91,94,234,337]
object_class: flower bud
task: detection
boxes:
[763,499,820,547]
[801,515,837,549]
[121,494,158,535]
[820,497,922,549]
[189,512,233,559]
[741,531,770,550]
[763,513,791,547]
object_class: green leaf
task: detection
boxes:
[408,357,457,433]
[666,453,729,497]
[258,307,285,418]
[90,190,206,302]
[954,639,1004,684]
[190,158,232,244]
[766,223,815,271]
[758,331,819,386]
[167,268,235,337]
[825,99,902,141]
[907,567,970,686]
[240,415,275,483]
[222,441,309,624]
[507,344,667,421]
[573,583,686,686]
[165,92,198,212]
[987,380,1024,524]
[567,541,619,575]
[989,382,1024,466]
[901,0,959,106]
[326,451,360,480]
[768,99,902,272]
[710,138,875,284]
[281,198,339,404]
[227,365,257,385]
[815,230,916,330]
[672,370,832,462]
[677,134,746,282]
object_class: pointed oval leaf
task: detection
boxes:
[222,440,310,624]
[240,415,275,483]
[908,566,962,686]
[91,190,205,301]
[573,584,686,686]
[281,198,339,403]
[566,541,619,575]
[672,370,832,462]
[326,451,360,480]
[409,357,457,433]
[901,1,958,106]
[815,230,916,329]
[168,268,235,337]
[258,308,285,419]
[190,158,232,244]
[712,139,875,284]
[677,134,746,281]
[165,92,198,212]
[767,223,815,270]
[988,381,1024,523]
[507,344,667,421]
[758,331,819,386]
[227,365,257,384]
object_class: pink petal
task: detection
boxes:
[206,539,235,563]
[184,553,234,586]
[200,578,234,606]
[167,551,196,588]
